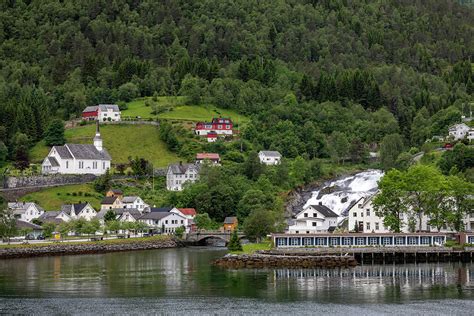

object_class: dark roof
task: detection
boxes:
[259,151,281,158]
[139,212,171,220]
[224,216,238,224]
[65,144,111,160]
[47,156,60,167]
[99,104,120,112]
[116,209,142,220]
[168,163,199,175]
[150,207,173,213]
[15,220,43,230]
[109,189,123,194]
[101,196,118,204]
[83,105,99,113]
[309,205,338,218]
[61,203,91,215]
[38,212,65,225]
[54,146,73,159]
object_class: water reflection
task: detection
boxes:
[0,248,473,304]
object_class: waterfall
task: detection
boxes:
[303,170,383,219]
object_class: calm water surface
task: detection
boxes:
[0,247,473,314]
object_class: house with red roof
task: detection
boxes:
[195,118,233,136]
[196,153,221,165]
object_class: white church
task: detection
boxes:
[42,122,111,175]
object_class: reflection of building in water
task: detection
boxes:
[267,264,474,300]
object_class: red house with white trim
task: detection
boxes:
[82,106,99,121]
[195,118,233,136]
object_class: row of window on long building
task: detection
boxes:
[276,235,446,247]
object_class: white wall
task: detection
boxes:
[99,109,121,122]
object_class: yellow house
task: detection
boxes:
[223,217,238,232]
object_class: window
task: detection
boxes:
[421,237,430,245]
[366,209,370,216]
[366,222,370,230]
[218,125,222,129]
[361,212,363,217]
[290,238,300,246]
[165,220,168,224]
[313,213,317,217]
[66,161,69,168]
[329,237,339,246]
[382,237,391,245]
[93,161,97,169]
[304,213,308,218]
[375,222,379,230]
[79,161,84,169]
[181,220,184,224]
[395,237,405,245]
[103,162,106,169]
[311,222,317,227]
[369,237,378,245]
[343,237,352,246]
[408,237,418,245]
[303,238,313,246]
[356,237,365,245]
[353,212,357,217]
[226,124,231,129]
[316,238,326,246]
[277,238,287,246]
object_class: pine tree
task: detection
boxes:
[227,230,242,251]
[44,119,66,146]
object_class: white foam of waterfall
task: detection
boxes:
[303,170,383,218]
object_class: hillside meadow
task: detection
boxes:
[30,124,179,167]
[122,97,249,124]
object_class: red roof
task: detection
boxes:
[178,208,197,216]
[196,153,220,160]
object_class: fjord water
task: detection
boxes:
[0,248,474,314]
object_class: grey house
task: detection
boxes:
[166,162,200,191]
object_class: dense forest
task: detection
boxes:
[0,0,473,162]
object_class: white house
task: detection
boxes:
[287,204,339,234]
[37,210,71,224]
[82,104,121,122]
[166,162,200,191]
[138,211,189,234]
[468,128,474,141]
[7,202,44,222]
[42,122,111,175]
[61,203,97,221]
[347,193,473,233]
[448,123,471,140]
[121,196,149,212]
[196,153,221,165]
[98,104,121,122]
[258,151,282,165]
[96,208,142,224]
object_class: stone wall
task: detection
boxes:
[2,174,97,189]
[213,253,357,269]
[0,238,180,259]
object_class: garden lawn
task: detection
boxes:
[20,183,101,211]
[230,240,272,254]
[30,124,179,167]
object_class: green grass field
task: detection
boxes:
[20,183,102,211]
[122,96,249,124]
[30,124,179,167]
[230,240,272,254]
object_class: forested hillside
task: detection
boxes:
[0,0,473,161]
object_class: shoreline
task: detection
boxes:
[0,236,183,259]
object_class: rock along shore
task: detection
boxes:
[0,238,181,260]
[213,253,357,269]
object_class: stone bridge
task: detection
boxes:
[186,231,246,244]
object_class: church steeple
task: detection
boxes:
[93,120,103,151]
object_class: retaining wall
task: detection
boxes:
[213,254,357,269]
[3,174,97,189]
[0,238,180,259]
